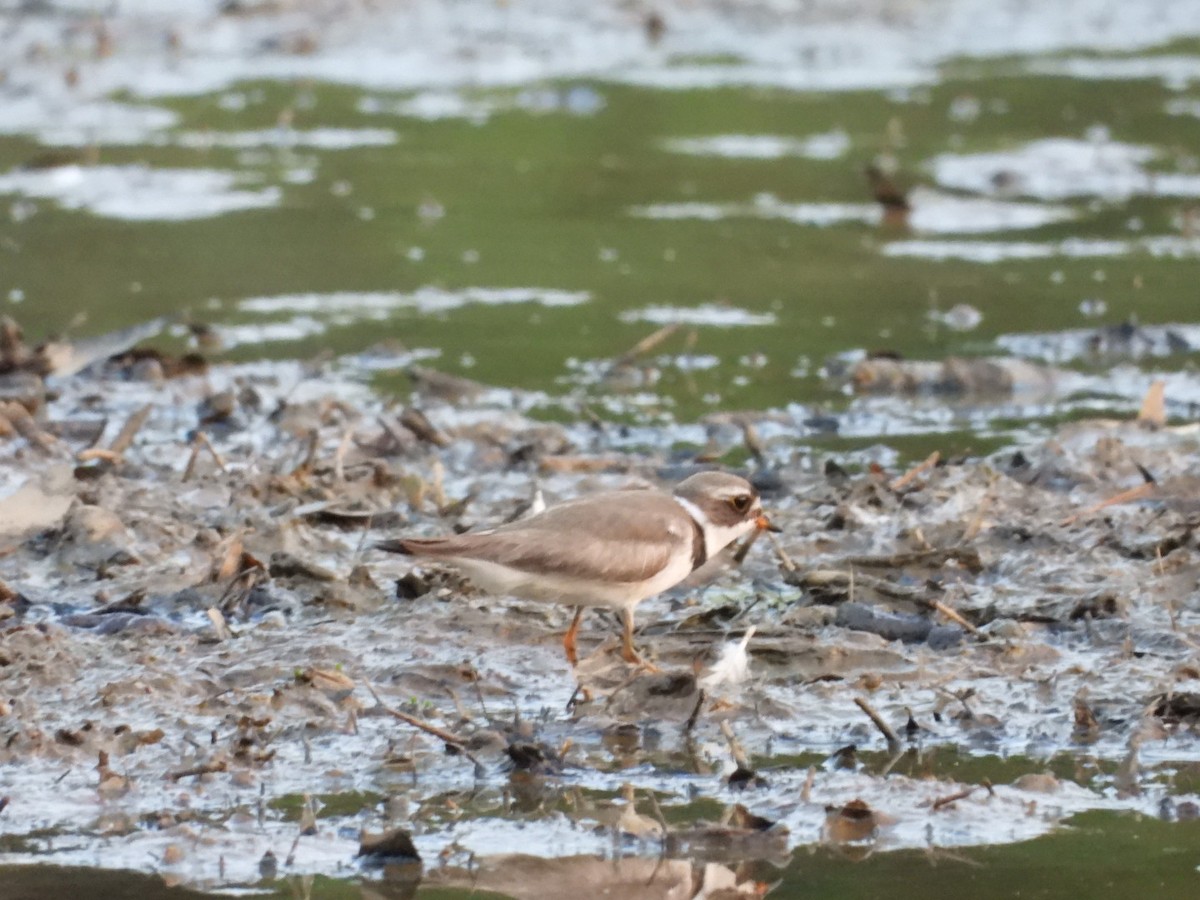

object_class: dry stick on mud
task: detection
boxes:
[731,527,764,565]
[854,697,902,750]
[800,766,816,803]
[76,447,123,464]
[292,429,320,476]
[75,403,154,468]
[879,744,909,777]
[182,431,226,482]
[1137,379,1167,429]
[199,431,226,470]
[608,322,681,372]
[932,592,979,635]
[1156,546,1179,631]
[206,607,232,642]
[931,786,976,811]
[333,425,355,482]
[740,420,766,465]
[399,407,450,448]
[644,788,671,835]
[109,402,152,456]
[890,451,940,491]
[1060,481,1156,527]
[377,414,413,451]
[364,681,482,769]
[718,720,752,771]
[684,689,706,733]
[962,486,993,542]
[767,531,796,572]
[0,400,54,454]
[168,759,228,781]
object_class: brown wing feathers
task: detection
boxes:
[376,491,688,584]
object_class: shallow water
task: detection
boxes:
[2,28,1200,442]
[5,810,1199,899]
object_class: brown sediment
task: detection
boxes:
[0,315,1198,890]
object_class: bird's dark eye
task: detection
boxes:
[729,494,751,513]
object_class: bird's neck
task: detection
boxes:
[673,496,751,563]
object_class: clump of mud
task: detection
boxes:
[1,318,1198,896]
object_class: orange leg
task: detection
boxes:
[620,610,640,664]
[563,607,584,667]
[621,610,661,671]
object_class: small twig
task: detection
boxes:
[182,437,202,482]
[878,744,908,776]
[718,720,750,770]
[76,447,122,464]
[643,789,671,835]
[206,607,231,641]
[1060,482,1155,526]
[731,527,763,566]
[284,831,301,867]
[377,415,413,451]
[739,420,766,465]
[183,431,227,482]
[932,599,978,635]
[962,489,992,542]
[292,429,320,476]
[767,531,796,572]
[1136,379,1166,429]
[399,407,450,448]
[0,401,55,454]
[890,451,939,491]
[854,696,901,749]
[609,323,681,371]
[800,766,815,804]
[365,681,481,769]
[931,786,976,811]
[197,431,226,471]
[684,688,706,734]
[1157,545,1179,631]
[109,402,152,455]
[333,425,354,482]
[168,759,228,781]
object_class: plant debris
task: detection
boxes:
[0,316,1197,893]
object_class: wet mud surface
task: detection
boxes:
[1,324,1198,896]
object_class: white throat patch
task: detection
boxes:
[673,495,756,560]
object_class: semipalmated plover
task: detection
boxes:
[376,472,772,665]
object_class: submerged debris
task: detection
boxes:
[850,355,1060,395]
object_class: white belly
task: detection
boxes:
[448,550,694,613]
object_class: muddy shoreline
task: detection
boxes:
[1,327,1198,895]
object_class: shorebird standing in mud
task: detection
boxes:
[376,471,773,665]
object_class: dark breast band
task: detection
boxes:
[689,516,707,571]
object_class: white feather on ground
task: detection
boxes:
[699,626,755,690]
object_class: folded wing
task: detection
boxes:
[378,491,689,584]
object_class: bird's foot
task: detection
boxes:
[619,646,661,673]
[565,682,593,711]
